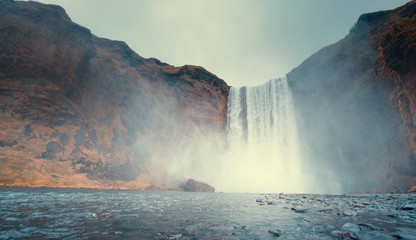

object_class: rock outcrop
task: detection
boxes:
[181,178,215,192]
[0,0,228,189]
[287,0,416,192]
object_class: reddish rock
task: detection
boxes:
[0,0,229,189]
[181,178,215,192]
[287,1,416,192]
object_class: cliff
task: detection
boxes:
[0,0,229,189]
[287,0,416,192]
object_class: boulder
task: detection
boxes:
[181,178,215,192]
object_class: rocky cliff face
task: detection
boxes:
[287,0,416,192]
[0,0,229,189]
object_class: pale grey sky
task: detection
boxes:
[31,0,409,86]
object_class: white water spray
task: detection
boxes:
[217,78,337,193]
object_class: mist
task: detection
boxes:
[124,67,399,194]
[106,2,410,194]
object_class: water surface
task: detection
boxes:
[0,187,415,239]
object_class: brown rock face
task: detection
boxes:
[181,179,215,192]
[0,0,228,189]
[287,1,416,192]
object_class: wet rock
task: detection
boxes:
[342,223,360,233]
[311,224,327,233]
[353,204,365,208]
[267,201,277,206]
[169,233,182,239]
[318,207,337,212]
[343,210,358,216]
[400,204,416,211]
[393,228,416,239]
[291,207,306,213]
[233,225,247,231]
[358,223,377,231]
[268,229,282,237]
[387,213,400,218]
[330,230,359,239]
[181,179,215,192]
[300,217,311,223]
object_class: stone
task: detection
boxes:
[268,230,282,237]
[291,207,306,213]
[343,210,358,217]
[330,230,359,240]
[181,179,215,192]
[169,234,182,240]
[267,201,277,206]
[311,224,327,234]
[400,204,416,211]
[342,223,360,233]
[393,228,416,239]
[358,223,377,231]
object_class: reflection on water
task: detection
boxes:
[0,187,415,239]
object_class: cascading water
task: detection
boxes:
[221,77,327,193]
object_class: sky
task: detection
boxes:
[30,0,410,87]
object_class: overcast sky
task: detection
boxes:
[32,0,410,87]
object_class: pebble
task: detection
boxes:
[342,223,360,233]
[268,229,282,237]
[400,204,416,211]
[353,204,365,208]
[311,224,327,233]
[291,207,306,213]
[393,228,416,239]
[330,230,359,239]
[386,213,400,218]
[169,234,183,239]
[318,207,336,212]
[358,222,377,231]
[343,210,358,216]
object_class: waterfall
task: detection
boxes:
[227,78,298,146]
[222,78,318,193]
